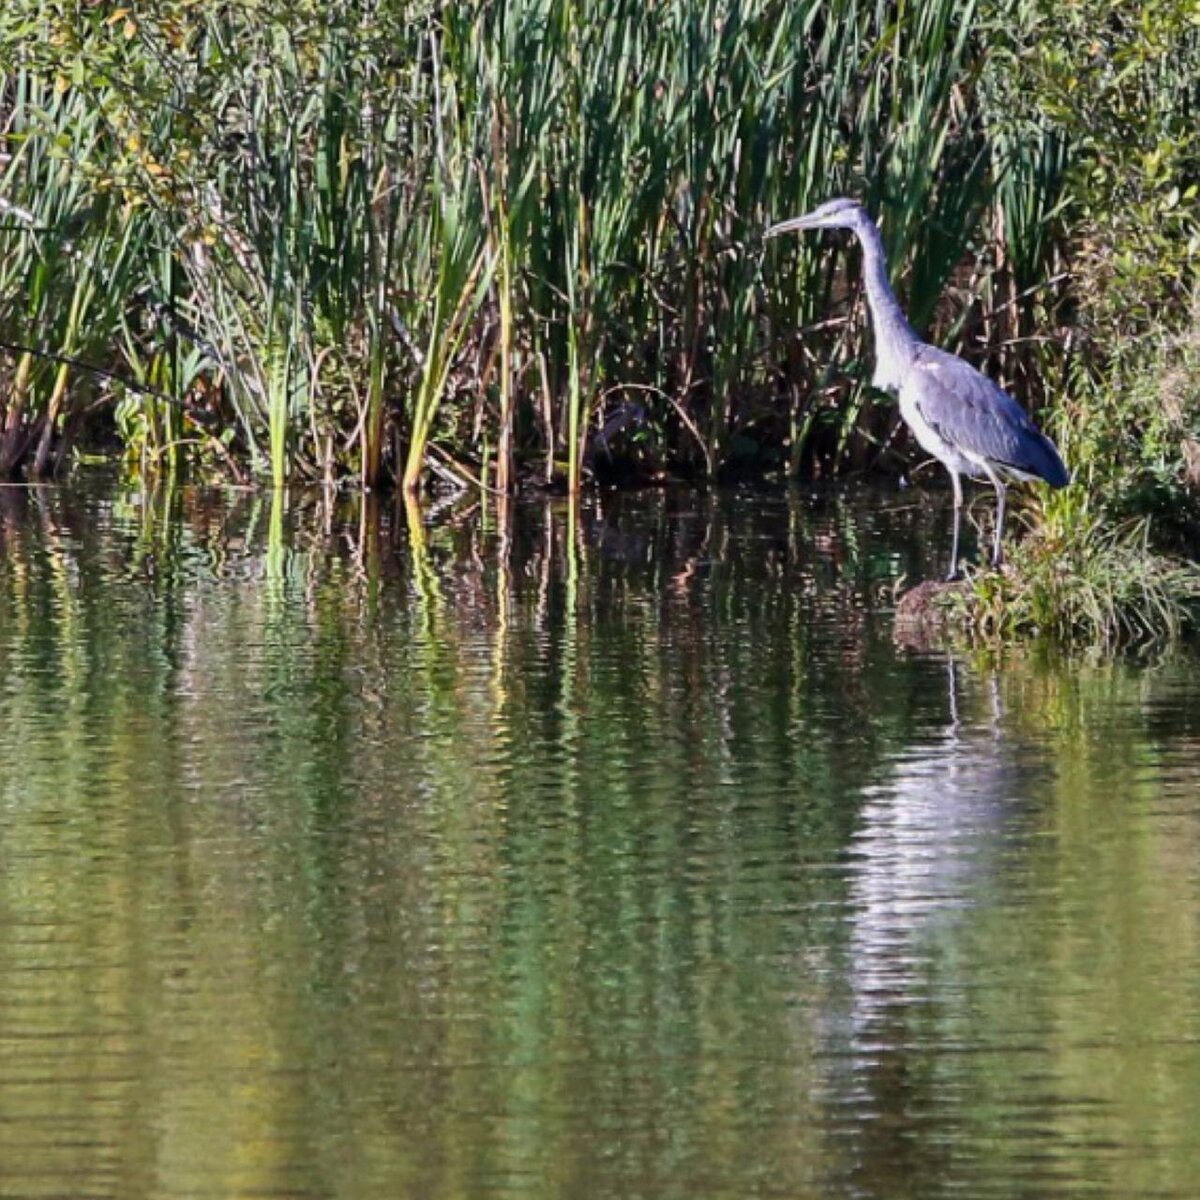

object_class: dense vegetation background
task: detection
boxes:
[0,0,1197,510]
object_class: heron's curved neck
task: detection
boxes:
[854,216,918,369]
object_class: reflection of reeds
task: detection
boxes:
[0,1,1085,487]
[404,491,444,636]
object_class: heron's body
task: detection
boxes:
[767,198,1069,578]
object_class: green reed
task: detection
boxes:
[0,68,142,475]
[0,0,1129,488]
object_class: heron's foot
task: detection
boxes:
[989,550,1005,570]
[944,566,963,583]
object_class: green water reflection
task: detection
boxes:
[1,480,1198,1199]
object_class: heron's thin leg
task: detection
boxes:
[993,483,1007,567]
[947,470,963,581]
[981,464,1007,568]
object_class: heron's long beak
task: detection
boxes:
[765,212,823,238]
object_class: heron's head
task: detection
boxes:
[766,197,867,239]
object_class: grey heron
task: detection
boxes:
[767,198,1070,579]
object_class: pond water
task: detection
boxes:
[1,478,1199,1200]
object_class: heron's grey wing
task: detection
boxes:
[909,347,1069,486]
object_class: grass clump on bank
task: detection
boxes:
[960,493,1200,645]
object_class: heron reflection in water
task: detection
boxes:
[806,660,1052,1190]
[833,659,1052,1036]
[767,199,1069,579]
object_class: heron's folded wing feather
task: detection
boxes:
[908,348,1067,484]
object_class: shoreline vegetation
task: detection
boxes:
[1,1,1199,642]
